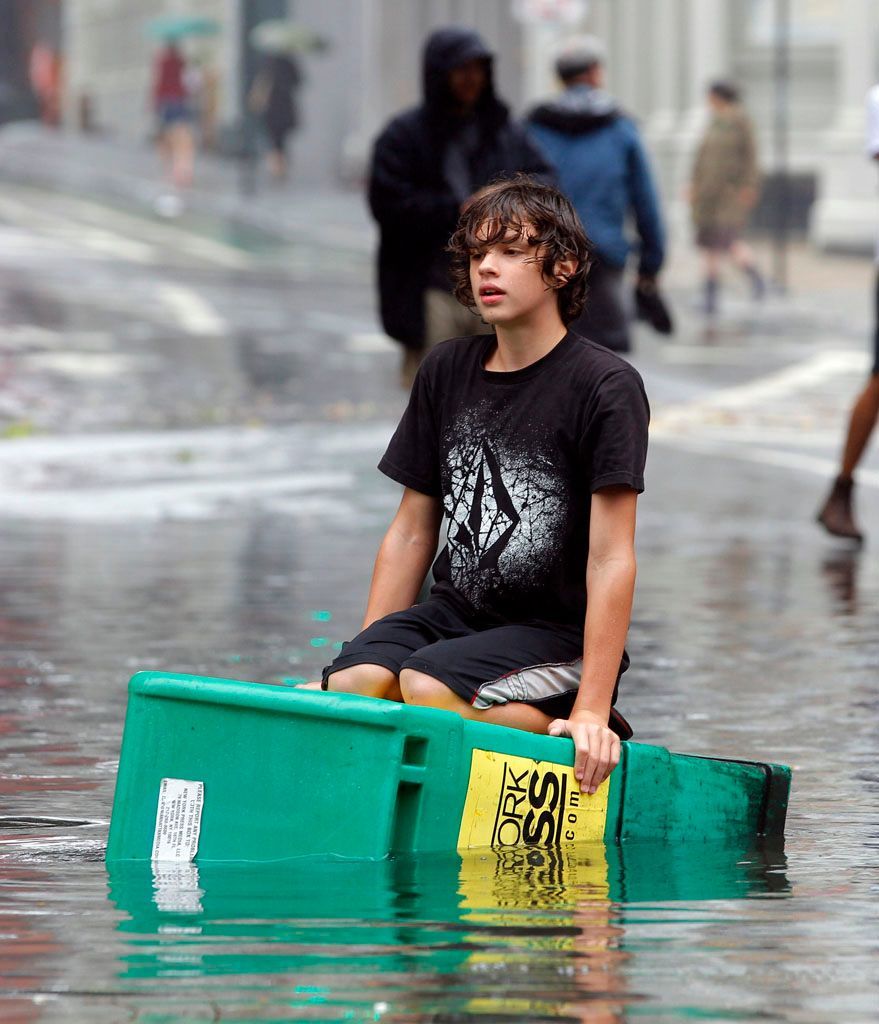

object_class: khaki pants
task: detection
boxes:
[424,288,488,348]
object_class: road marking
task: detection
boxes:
[650,348,878,487]
[658,343,846,366]
[20,351,150,378]
[0,471,355,521]
[0,422,396,463]
[0,188,253,270]
[155,283,227,336]
[652,350,870,433]
[0,194,158,262]
[346,332,396,353]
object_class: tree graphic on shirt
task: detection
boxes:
[448,439,520,571]
[444,419,568,609]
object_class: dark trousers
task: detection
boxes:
[570,260,630,353]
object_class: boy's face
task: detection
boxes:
[469,223,561,327]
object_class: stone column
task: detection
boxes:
[340,0,383,180]
[662,0,730,242]
[219,0,242,124]
[644,0,682,200]
[811,0,878,250]
[681,0,730,133]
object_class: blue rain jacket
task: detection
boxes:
[527,84,665,275]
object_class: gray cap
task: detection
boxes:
[555,35,606,80]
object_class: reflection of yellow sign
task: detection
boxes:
[457,749,609,849]
[459,844,610,915]
[457,845,617,1018]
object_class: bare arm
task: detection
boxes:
[361,487,442,630]
[549,486,638,794]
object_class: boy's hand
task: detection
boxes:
[548,711,621,795]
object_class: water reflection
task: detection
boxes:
[820,549,860,614]
[105,839,787,1021]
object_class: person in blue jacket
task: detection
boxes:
[527,36,666,353]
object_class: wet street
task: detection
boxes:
[0,142,878,1022]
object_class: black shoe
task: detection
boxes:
[634,280,674,335]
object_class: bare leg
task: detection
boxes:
[399,669,553,734]
[817,375,879,541]
[156,128,172,176]
[267,149,287,181]
[841,375,879,479]
[168,122,195,188]
[729,239,757,269]
[324,663,402,701]
[730,239,766,299]
[701,248,721,279]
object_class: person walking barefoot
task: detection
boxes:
[817,83,879,543]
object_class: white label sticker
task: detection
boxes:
[151,778,204,863]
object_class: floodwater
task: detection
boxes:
[0,179,877,1021]
[1,443,877,1023]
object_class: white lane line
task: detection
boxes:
[0,471,355,521]
[658,343,843,366]
[19,351,151,379]
[0,187,254,270]
[652,350,870,433]
[155,283,227,335]
[346,332,396,353]
[0,194,159,263]
[0,422,397,463]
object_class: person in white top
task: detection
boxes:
[816,85,879,542]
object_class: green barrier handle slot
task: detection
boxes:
[391,736,430,852]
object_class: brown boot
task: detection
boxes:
[817,476,864,542]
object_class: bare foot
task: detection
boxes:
[294,681,324,690]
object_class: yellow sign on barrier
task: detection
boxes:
[457,749,609,849]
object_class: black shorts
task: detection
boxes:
[321,597,628,722]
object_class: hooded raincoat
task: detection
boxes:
[368,27,554,350]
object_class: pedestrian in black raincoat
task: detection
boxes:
[368,26,554,386]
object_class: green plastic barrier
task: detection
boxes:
[105,672,790,863]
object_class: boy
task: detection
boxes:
[318,177,648,796]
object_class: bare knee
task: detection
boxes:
[399,668,456,708]
[325,663,397,699]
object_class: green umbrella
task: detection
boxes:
[147,15,220,41]
[249,19,328,55]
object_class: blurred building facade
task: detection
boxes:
[7,0,879,250]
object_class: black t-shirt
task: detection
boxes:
[378,332,649,627]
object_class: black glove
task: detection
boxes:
[634,277,674,336]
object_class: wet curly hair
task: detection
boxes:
[448,175,593,325]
